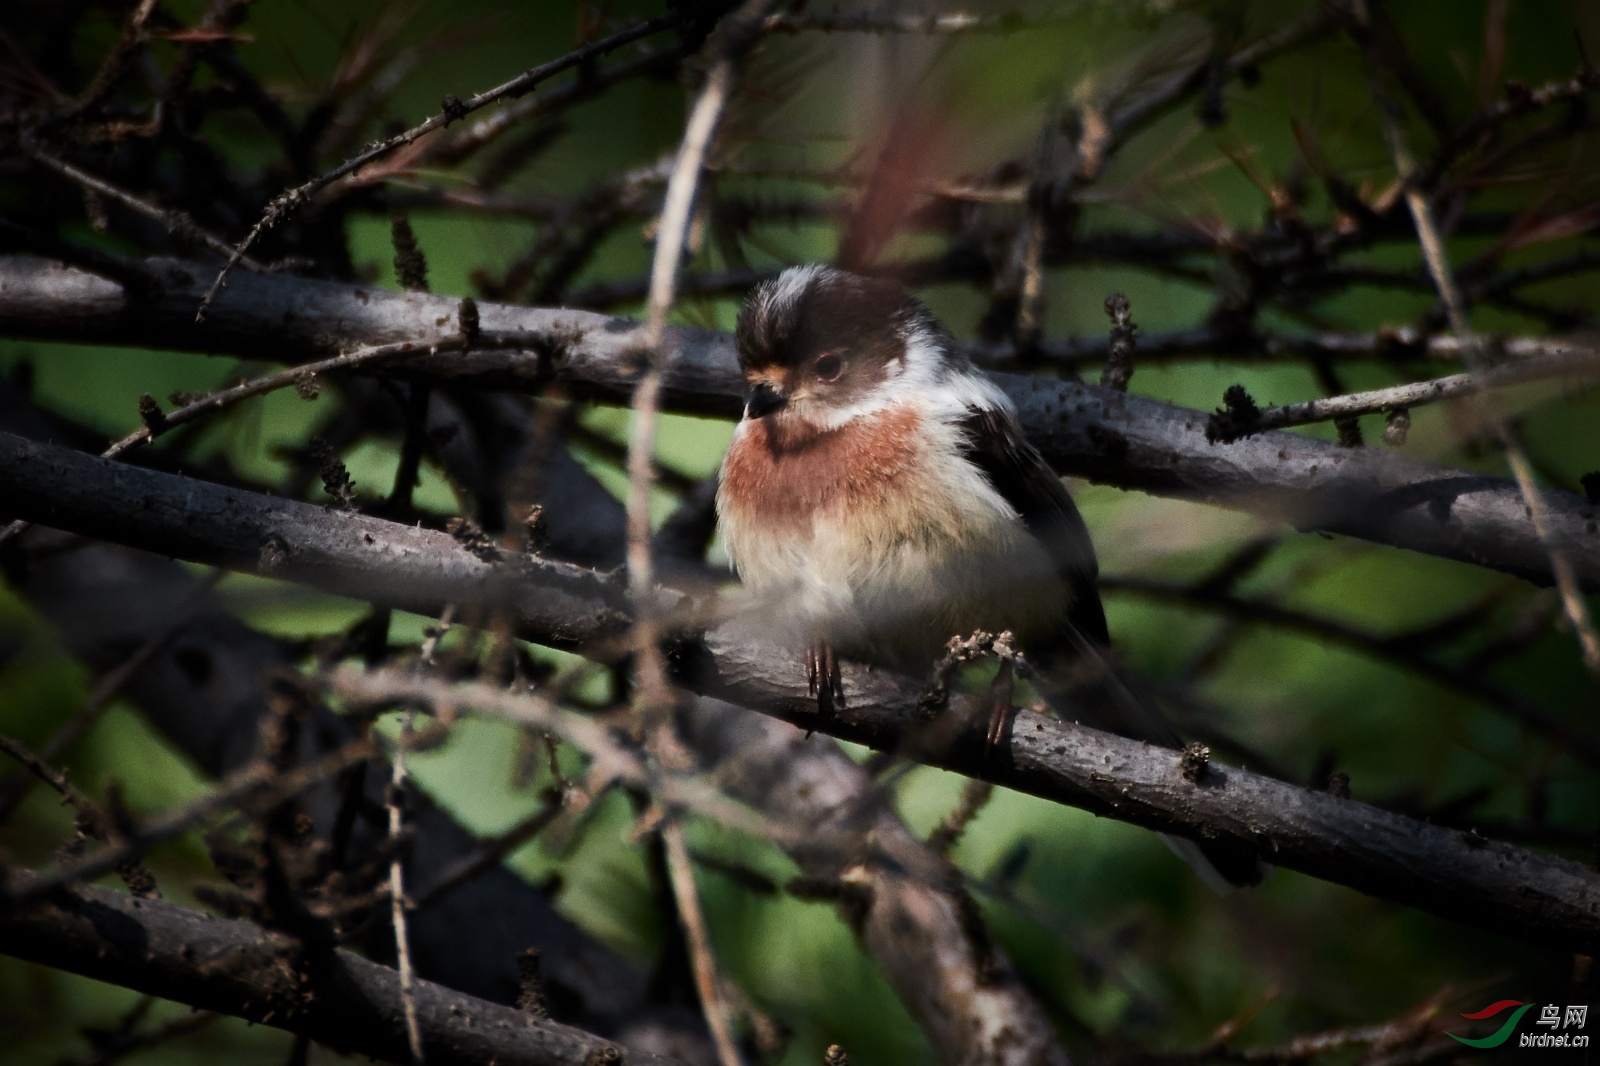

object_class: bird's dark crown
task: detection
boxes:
[734,267,960,418]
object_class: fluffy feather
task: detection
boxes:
[715,264,1264,889]
[717,265,1085,667]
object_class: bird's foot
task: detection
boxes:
[983,656,1016,762]
[806,639,843,715]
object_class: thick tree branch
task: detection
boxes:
[0,870,684,1066]
[1,257,1596,590]
[0,389,646,1019]
[2,431,1597,956]
[682,700,1071,1066]
[3,377,1068,1063]
[0,535,680,1040]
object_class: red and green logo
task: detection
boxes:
[1449,1000,1534,1048]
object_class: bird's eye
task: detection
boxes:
[814,352,843,382]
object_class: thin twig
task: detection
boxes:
[1103,575,1600,769]
[626,56,739,723]
[0,337,449,550]
[326,668,794,849]
[388,703,423,1064]
[1105,7,1341,149]
[1009,100,1059,358]
[420,605,457,665]
[620,39,770,1062]
[196,13,680,320]
[1364,33,1600,674]
[23,144,265,269]
[662,820,747,1066]
[425,49,683,172]
[389,601,456,1060]
[56,1008,218,1066]
[1207,346,1600,441]
[0,735,97,816]
[50,0,160,123]
[5,736,379,907]
[926,778,995,854]
[762,11,1070,34]
[411,794,564,911]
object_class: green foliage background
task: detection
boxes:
[2,1,1598,1062]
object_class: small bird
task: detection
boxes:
[716,264,1260,889]
[717,264,1103,693]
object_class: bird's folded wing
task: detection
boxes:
[954,405,1109,647]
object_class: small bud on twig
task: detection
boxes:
[390,215,430,293]
[1383,407,1411,447]
[524,504,548,553]
[459,297,481,345]
[259,532,289,572]
[1206,384,1261,443]
[516,947,548,1017]
[1100,291,1137,392]
[137,393,166,435]
[447,516,499,562]
[1581,471,1600,506]
[308,436,358,510]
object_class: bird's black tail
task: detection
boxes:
[1035,627,1265,891]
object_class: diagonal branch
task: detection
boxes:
[1359,17,1600,672]
[0,333,467,549]
[0,534,648,1021]
[22,145,265,270]
[6,370,1067,1066]
[0,869,686,1066]
[2,257,1596,591]
[2,430,1597,956]
[621,8,777,1060]
[681,700,1072,1066]
[195,12,682,320]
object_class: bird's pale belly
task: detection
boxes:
[718,409,1069,671]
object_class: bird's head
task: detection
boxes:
[733,265,963,432]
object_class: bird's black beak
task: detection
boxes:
[744,381,786,419]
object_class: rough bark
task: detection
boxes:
[0,869,683,1066]
[3,539,645,1017]
[4,430,1596,956]
[0,384,655,1030]
[1,256,1595,590]
[684,700,1071,1066]
[0,388,1058,1066]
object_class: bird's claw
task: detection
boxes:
[983,657,1016,763]
[806,640,843,714]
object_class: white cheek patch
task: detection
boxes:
[810,322,1016,433]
